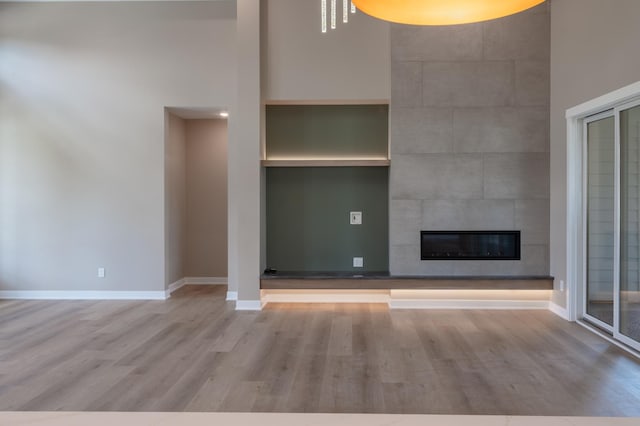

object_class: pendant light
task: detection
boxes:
[351,0,545,26]
[322,0,356,32]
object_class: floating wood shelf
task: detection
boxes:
[260,275,554,291]
[261,159,390,167]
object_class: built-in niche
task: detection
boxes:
[164,109,228,288]
[263,104,389,274]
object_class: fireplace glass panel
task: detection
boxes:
[421,231,520,260]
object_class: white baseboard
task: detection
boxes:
[167,278,186,295]
[388,299,550,310]
[184,277,227,285]
[0,290,167,300]
[548,302,570,320]
[226,291,238,301]
[167,277,228,297]
[235,300,262,311]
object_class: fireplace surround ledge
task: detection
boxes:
[260,274,554,291]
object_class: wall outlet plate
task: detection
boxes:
[350,211,362,225]
[98,267,105,278]
[353,257,363,268]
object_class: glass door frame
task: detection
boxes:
[580,100,640,352]
[566,82,640,359]
[613,98,640,352]
[582,110,617,334]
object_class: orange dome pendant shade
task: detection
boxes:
[351,0,546,25]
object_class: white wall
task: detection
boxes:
[550,0,640,307]
[263,0,390,101]
[0,2,236,292]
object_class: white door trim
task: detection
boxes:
[581,111,616,333]
[566,81,640,345]
[566,81,640,322]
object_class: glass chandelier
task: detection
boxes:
[321,0,357,33]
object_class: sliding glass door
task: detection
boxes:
[585,114,615,331]
[584,103,640,351]
[619,104,640,349]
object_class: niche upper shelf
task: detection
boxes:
[261,159,390,167]
[264,104,389,167]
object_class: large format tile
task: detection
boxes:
[519,244,549,275]
[515,199,550,245]
[390,154,484,200]
[422,200,515,230]
[391,24,483,62]
[389,0,551,280]
[422,62,514,107]
[391,243,547,276]
[483,153,549,199]
[482,9,550,61]
[391,62,423,107]
[390,107,453,154]
[390,200,422,246]
[451,245,548,276]
[390,245,454,275]
[450,260,522,276]
[453,107,548,153]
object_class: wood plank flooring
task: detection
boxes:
[1,285,640,415]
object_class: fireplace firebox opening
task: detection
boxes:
[420,231,521,260]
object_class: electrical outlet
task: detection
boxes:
[350,211,362,225]
[98,267,105,278]
[559,280,565,291]
[353,257,363,268]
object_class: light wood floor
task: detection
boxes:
[1,285,640,415]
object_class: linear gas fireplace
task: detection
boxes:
[421,231,521,260]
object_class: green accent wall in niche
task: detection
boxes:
[266,167,389,273]
[266,105,389,159]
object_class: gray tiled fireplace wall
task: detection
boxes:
[389,3,550,276]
